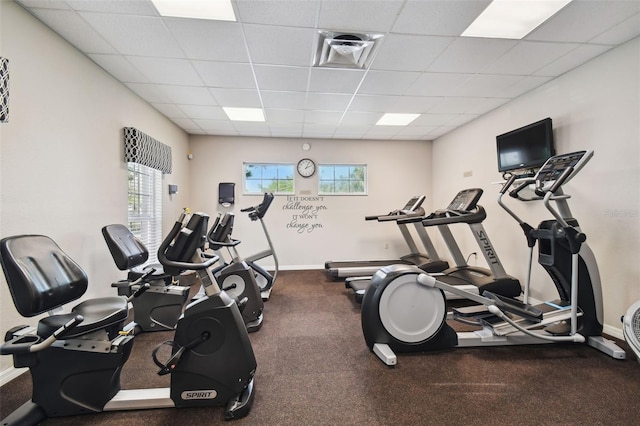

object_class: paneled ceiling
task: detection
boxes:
[16,0,640,140]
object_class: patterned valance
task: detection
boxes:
[0,58,8,123]
[123,127,172,174]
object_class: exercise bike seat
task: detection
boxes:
[102,224,170,284]
[0,235,129,339]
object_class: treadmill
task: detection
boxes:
[398,188,522,299]
[325,196,449,280]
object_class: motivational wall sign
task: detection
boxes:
[283,196,327,234]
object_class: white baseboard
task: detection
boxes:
[603,324,623,340]
[279,264,324,271]
[0,366,27,387]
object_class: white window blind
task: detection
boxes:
[128,162,162,265]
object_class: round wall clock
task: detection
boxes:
[297,158,316,178]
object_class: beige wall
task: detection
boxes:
[432,37,640,339]
[188,136,433,268]
[0,1,191,374]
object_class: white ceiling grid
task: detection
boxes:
[16,0,640,140]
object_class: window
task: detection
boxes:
[319,164,367,195]
[128,162,162,265]
[243,163,294,195]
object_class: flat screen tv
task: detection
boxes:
[496,117,554,175]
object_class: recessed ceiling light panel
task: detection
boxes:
[223,107,265,122]
[152,0,236,21]
[376,113,420,126]
[461,0,572,39]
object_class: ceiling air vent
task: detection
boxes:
[315,31,383,69]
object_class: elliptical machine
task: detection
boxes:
[361,151,626,366]
[101,223,190,334]
[240,192,279,300]
[205,212,264,333]
[0,210,257,424]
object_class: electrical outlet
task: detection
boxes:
[463,170,473,178]
[384,242,389,249]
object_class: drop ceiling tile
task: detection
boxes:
[308,68,365,94]
[260,91,307,109]
[428,126,456,138]
[395,125,439,136]
[269,126,304,138]
[17,0,69,9]
[526,1,640,43]
[253,65,310,92]
[303,124,338,138]
[194,119,235,132]
[66,0,158,15]
[243,24,316,67]
[125,83,172,103]
[464,98,510,115]
[341,111,382,126]
[412,113,458,127]
[370,34,454,72]
[30,9,116,54]
[160,85,218,105]
[79,12,184,57]
[446,114,478,127]
[89,54,148,83]
[407,73,472,97]
[209,88,262,107]
[126,57,203,86]
[499,76,553,99]
[427,37,517,73]
[482,41,579,76]
[392,0,491,36]
[318,0,404,33]
[365,126,401,138]
[265,109,305,123]
[236,0,320,27]
[304,110,343,125]
[193,61,256,89]
[453,74,522,98]
[305,93,353,111]
[534,44,613,77]
[428,97,490,114]
[170,118,200,131]
[358,70,421,95]
[232,121,270,135]
[165,19,249,62]
[178,105,227,120]
[349,95,442,113]
[590,13,640,45]
[151,103,187,119]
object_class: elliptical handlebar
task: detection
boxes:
[240,192,274,221]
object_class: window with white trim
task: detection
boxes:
[319,164,367,195]
[243,163,294,195]
[128,162,162,265]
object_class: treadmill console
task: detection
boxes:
[391,195,426,215]
[534,150,592,188]
[447,188,483,212]
[431,188,483,218]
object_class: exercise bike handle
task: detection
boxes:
[0,315,84,355]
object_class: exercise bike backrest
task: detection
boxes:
[241,192,274,221]
[159,211,216,276]
[207,213,239,250]
[0,235,88,317]
[102,224,149,271]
